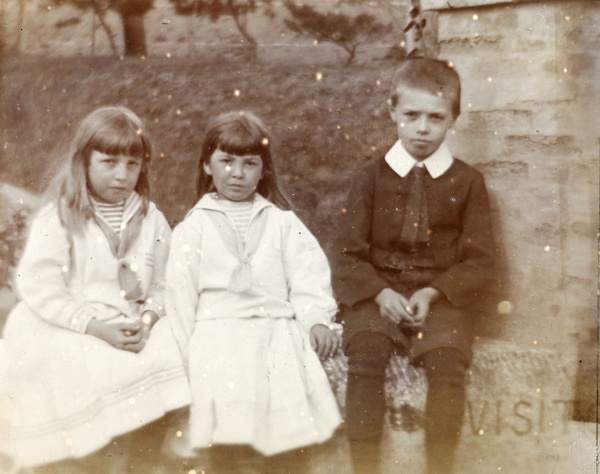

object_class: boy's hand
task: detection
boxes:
[375,288,414,325]
[310,324,341,360]
[406,287,443,327]
[86,318,143,352]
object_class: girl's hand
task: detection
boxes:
[310,324,341,360]
[124,311,160,353]
[86,318,143,352]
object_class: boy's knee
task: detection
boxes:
[420,347,468,384]
[345,331,394,376]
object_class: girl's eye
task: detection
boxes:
[246,161,259,167]
[430,114,444,123]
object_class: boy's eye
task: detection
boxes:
[430,114,445,123]
[405,112,419,120]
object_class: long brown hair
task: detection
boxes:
[196,111,292,210]
[53,106,152,232]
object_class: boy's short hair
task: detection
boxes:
[390,58,461,119]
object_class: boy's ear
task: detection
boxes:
[387,98,398,123]
[203,161,212,176]
[448,115,457,129]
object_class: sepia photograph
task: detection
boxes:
[0,0,598,473]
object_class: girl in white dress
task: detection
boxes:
[0,107,191,472]
[166,111,342,472]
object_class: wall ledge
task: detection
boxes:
[422,0,577,11]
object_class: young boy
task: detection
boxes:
[331,58,496,473]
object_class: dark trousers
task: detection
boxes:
[345,331,468,474]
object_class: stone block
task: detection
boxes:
[467,338,573,398]
[561,236,596,281]
[446,129,506,164]
[466,109,533,136]
[562,277,598,319]
[447,86,581,139]
[423,0,539,10]
[501,134,578,161]
[557,160,598,290]
[436,3,558,50]
[460,75,575,111]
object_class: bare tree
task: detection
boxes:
[169,0,275,59]
[89,1,119,56]
[52,0,154,57]
[115,0,154,56]
[284,1,392,67]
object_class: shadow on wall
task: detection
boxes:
[573,326,599,423]
[470,173,509,342]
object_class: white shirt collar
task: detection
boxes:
[189,192,273,219]
[384,140,454,179]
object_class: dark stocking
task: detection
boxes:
[345,331,395,473]
[420,348,468,474]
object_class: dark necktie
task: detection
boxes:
[399,165,430,247]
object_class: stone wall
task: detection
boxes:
[421,0,599,418]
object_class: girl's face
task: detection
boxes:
[88,150,142,203]
[204,149,263,202]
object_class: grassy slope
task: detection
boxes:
[0,54,399,240]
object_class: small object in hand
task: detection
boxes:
[124,330,133,337]
[405,305,414,316]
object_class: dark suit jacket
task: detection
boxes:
[332,156,496,311]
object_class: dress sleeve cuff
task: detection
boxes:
[142,299,166,319]
[296,311,340,334]
[70,308,95,334]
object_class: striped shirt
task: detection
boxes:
[218,198,254,244]
[93,193,142,236]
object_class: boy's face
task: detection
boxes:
[389,86,456,161]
